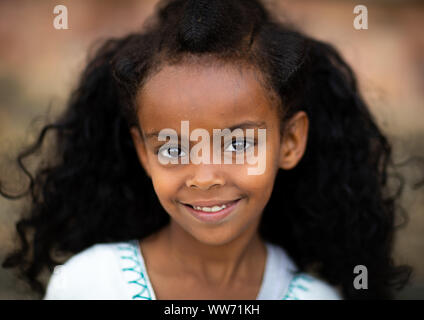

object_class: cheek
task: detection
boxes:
[236,136,280,202]
[231,163,276,203]
[149,165,181,207]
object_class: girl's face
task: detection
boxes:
[131,62,308,245]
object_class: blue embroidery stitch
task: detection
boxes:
[282,273,313,300]
[118,242,153,300]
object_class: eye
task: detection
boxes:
[159,146,186,159]
[225,138,253,152]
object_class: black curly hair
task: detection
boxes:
[1,0,412,299]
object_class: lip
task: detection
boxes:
[180,199,239,207]
[180,198,242,223]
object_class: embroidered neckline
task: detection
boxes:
[117,241,153,300]
[282,273,313,300]
[117,240,311,300]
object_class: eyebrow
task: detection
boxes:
[143,121,267,140]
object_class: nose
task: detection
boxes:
[185,164,226,191]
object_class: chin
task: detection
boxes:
[185,224,245,247]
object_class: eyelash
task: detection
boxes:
[154,138,257,159]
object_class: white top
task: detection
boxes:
[44,240,342,300]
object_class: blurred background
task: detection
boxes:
[0,0,423,299]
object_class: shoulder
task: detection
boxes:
[264,243,342,300]
[44,241,130,300]
[282,273,343,300]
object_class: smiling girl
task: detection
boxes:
[2,0,411,299]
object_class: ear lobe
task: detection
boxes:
[278,111,309,170]
[130,126,152,178]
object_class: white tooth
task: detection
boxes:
[192,204,228,212]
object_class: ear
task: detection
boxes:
[130,126,152,178]
[278,111,309,170]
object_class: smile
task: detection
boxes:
[192,204,227,213]
[184,199,238,212]
[180,199,242,223]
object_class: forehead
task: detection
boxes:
[136,63,278,132]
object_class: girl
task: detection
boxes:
[1,0,411,299]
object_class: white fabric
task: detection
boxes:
[44,240,342,300]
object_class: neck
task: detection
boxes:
[162,220,266,287]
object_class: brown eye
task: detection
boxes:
[159,146,186,159]
[226,138,253,152]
